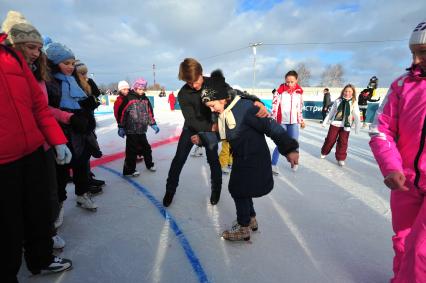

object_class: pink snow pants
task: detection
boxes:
[391,181,426,283]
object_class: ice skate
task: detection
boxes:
[88,177,106,187]
[123,170,140,177]
[52,235,66,250]
[30,256,72,275]
[292,164,299,172]
[148,165,156,172]
[232,217,258,232]
[88,184,103,195]
[76,193,98,211]
[54,203,64,229]
[221,166,231,175]
[338,160,345,166]
[222,224,250,241]
[272,165,280,175]
[320,154,326,159]
[190,146,203,157]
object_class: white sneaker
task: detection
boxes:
[52,235,66,249]
[76,193,98,211]
[148,166,156,172]
[292,164,299,172]
[338,160,345,166]
[272,165,279,175]
[320,154,326,159]
[222,166,231,175]
[54,203,64,229]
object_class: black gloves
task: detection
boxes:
[79,96,100,111]
[70,112,88,133]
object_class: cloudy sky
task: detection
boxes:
[2,0,425,90]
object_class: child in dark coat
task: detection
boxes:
[201,76,299,241]
[116,78,159,176]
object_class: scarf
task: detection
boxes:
[54,72,87,110]
[336,98,352,127]
[218,96,241,139]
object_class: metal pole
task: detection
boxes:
[253,47,256,92]
[249,42,263,94]
[153,64,156,86]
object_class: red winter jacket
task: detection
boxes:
[113,94,124,126]
[0,36,67,164]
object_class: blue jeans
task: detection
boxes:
[271,123,299,166]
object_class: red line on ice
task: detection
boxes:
[90,135,180,168]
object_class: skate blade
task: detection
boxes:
[30,265,73,277]
[221,236,251,242]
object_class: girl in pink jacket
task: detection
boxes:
[369,19,426,283]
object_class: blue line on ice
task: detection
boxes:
[100,165,211,283]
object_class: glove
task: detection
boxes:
[118,127,126,138]
[70,112,88,133]
[78,96,101,111]
[300,121,306,129]
[150,124,160,134]
[54,144,72,165]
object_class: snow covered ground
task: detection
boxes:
[18,109,393,283]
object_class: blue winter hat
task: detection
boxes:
[45,41,75,65]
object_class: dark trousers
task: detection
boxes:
[45,148,60,237]
[123,134,153,175]
[234,198,256,227]
[0,147,53,282]
[360,108,367,122]
[322,107,328,121]
[321,124,350,161]
[166,129,222,193]
[56,156,90,199]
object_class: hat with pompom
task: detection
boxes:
[45,40,75,65]
[1,11,27,34]
[9,22,43,45]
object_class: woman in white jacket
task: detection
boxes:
[321,84,361,166]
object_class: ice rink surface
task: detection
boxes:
[18,109,393,283]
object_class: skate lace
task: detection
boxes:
[231,222,241,231]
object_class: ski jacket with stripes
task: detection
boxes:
[271,83,304,125]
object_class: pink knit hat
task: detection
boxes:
[132,78,147,90]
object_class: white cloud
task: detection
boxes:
[1,0,425,90]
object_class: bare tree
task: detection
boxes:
[295,63,311,87]
[147,83,164,91]
[320,64,345,87]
